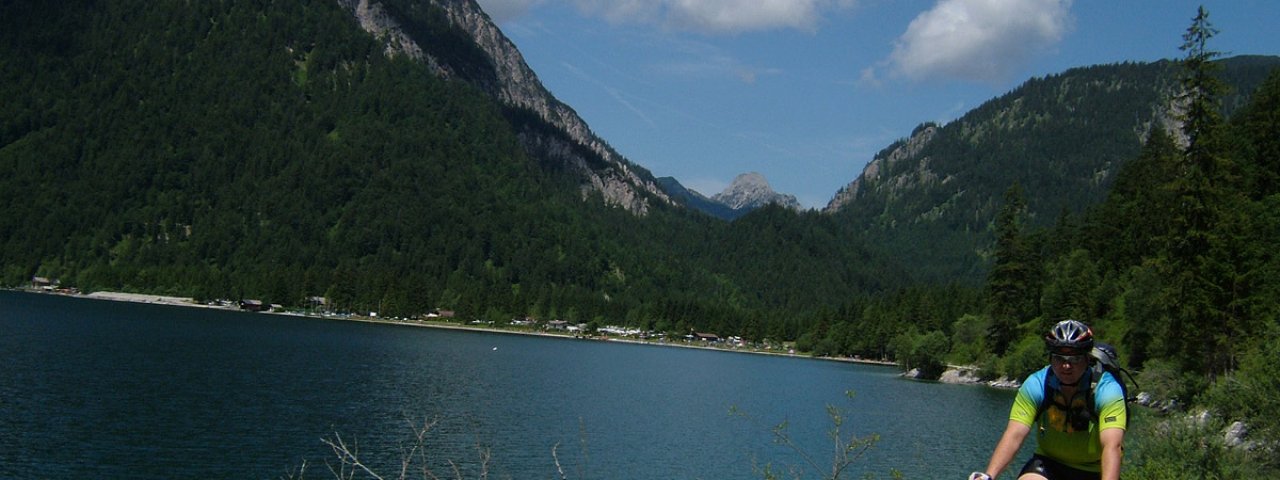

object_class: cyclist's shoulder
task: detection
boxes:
[1018,366,1052,397]
[1023,365,1051,382]
[1093,370,1126,403]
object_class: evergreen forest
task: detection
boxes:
[2,2,1279,472]
[0,0,900,339]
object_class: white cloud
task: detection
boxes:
[661,0,832,33]
[480,0,856,34]
[884,0,1073,83]
[858,65,882,88]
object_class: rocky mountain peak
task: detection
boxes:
[712,172,802,211]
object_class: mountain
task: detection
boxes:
[5,0,1274,351]
[0,0,897,330]
[659,173,801,220]
[825,56,1280,283]
[338,0,669,214]
[712,173,802,216]
[655,177,738,220]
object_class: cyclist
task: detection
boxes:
[970,320,1126,480]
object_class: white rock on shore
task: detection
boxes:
[934,366,1021,389]
[938,368,981,384]
[86,291,196,305]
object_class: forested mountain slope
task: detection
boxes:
[827,57,1280,283]
[0,0,898,336]
[340,0,670,214]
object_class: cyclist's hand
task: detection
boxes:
[968,472,992,480]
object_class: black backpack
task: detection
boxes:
[1089,342,1139,402]
[1034,341,1139,430]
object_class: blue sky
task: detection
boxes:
[476,0,1280,209]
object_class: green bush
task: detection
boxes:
[906,331,951,379]
[948,314,991,365]
[795,332,817,353]
[887,331,916,367]
[1125,408,1276,479]
[1136,358,1205,405]
[974,353,1001,381]
[999,334,1046,381]
[813,337,840,357]
[891,330,950,379]
[1200,321,1280,454]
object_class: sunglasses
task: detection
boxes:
[1050,353,1088,365]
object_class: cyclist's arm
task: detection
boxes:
[1100,427,1124,480]
[983,420,1031,479]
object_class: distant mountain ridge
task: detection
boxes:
[655,177,738,220]
[825,56,1280,282]
[659,173,801,220]
[714,172,802,211]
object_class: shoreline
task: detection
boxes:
[14,288,900,369]
[80,290,232,309]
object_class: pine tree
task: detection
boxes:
[1180,8,1237,172]
[1234,69,1280,198]
[1157,7,1248,376]
[987,183,1038,355]
[1092,129,1181,268]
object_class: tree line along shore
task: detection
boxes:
[13,287,907,369]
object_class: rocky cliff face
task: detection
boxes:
[712,172,802,212]
[824,124,939,212]
[339,0,435,69]
[336,0,670,214]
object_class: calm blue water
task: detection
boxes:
[0,290,1025,479]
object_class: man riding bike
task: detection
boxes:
[970,320,1126,480]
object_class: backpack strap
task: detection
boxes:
[1113,365,1140,402]
[1035,370,1053,424]
[1096,365,1135,420]
[1034,366,1098,429]
[1092,341,1140,402]
[1086,364,1101,421]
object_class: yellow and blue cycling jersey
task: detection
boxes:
[1009,366,1127,473]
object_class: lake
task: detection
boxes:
[0,290,1028,479]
